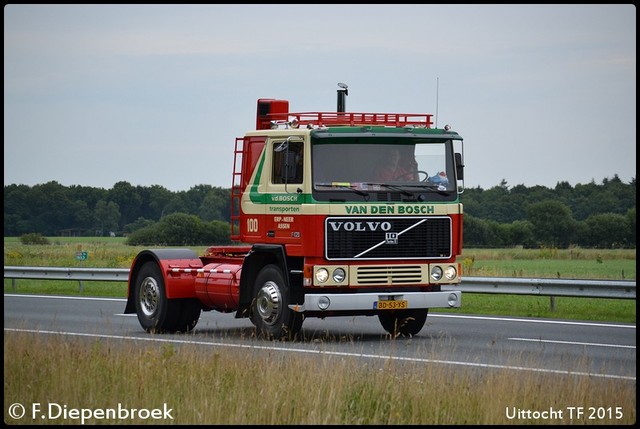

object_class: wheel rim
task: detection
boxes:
[139,276,159,317]
[256,281,281,326]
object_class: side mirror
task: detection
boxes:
[282,151,298,182]
[455,152,464,180]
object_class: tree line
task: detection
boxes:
[3,175,636,248]
[462,176,635,248]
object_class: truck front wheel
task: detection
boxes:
[134,261,181,333]
[378,309,428,338]
[251,264,303,340]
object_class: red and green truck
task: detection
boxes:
[124,85,465,339]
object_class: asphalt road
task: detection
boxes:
[4,293,636,381]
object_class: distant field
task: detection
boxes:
[4,237,635,279]
[460,247,635,280]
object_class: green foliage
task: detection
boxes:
[3,177,636,248]
[19,233,50,245]
[155,213,203,245]
[525,200,577,247]
[93,199,120,235]
[505,220,535,247]
[585,213,632,247]
[3,181,231,237]
[126,213,231,246]
[460,176,635,248]
[123,217,155,234]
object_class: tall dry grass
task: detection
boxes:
[4,332,636,425]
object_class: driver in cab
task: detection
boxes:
[374,147,418,182]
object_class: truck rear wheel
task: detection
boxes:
[251,264,303,340]
[174,299,202,333]
[134,261,181,333]
[378,309,428,338]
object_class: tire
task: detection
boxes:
[134,261,181,333]
[250,264,303,340]
[378,309,428,338]
[174,299,202,333]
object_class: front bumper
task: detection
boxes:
[288,290,461,313]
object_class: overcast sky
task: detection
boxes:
[4,4,636,192]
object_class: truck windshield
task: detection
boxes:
[312,138,458,202]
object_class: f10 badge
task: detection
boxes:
[385,232,398,244]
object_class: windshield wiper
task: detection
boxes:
[363,183,414,197]
[365,182,453,196]
[315,182,369,197]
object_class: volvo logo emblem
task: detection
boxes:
[327,221,392,232]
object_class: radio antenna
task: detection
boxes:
[435,77,439,129]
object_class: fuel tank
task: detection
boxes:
[194,262,242,312]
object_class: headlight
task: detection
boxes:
[332,268,346,283]
[430,266,443,281]
[315,268,329,284]
[444,265,457,281]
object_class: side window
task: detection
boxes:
[272,141,304,184]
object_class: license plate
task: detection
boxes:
[375,300,408,310]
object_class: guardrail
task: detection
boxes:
[3,266,636,300]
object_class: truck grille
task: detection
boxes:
[325,216,451,260]
[356,265,424,285]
